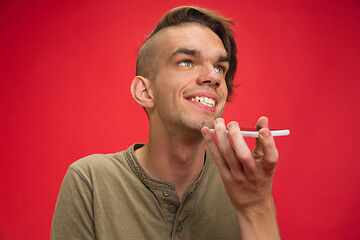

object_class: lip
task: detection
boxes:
[184,91,219,104]
[184,91,219,113]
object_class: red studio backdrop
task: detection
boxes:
[0,0,359,239]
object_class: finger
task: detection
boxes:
[255,116,269,131]
[253,116,269,157]
[201,127,232,180]
[214,119,244,177]
[227,121,256,175]
[258,128,279,172]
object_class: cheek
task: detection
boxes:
[154,69,200,99]
[153,80,180,105]
[166,73,194,93]
[219,84,229,98]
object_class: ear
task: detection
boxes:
[130,76,155,108]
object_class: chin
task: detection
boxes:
[176,112,217,133]
[186,120,215,134]
[199,121,215,129]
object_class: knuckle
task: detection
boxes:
[247,174,259,184]
[252,151,264,159]
[264,155,279,171]
[268,150,279,163]
[267,158,278,167]
[232,173,245,183]
[222,174,233,184]
[209,150,220,161]
[220,144,234,158]
[236,152,253,163]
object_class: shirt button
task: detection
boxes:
[176,224,183,232]
[168,205,177,214]
[163,189,172,197]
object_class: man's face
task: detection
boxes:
[149,23,229,133]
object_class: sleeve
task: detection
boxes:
[51,166,95,240]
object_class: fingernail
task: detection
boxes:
[201,128,209,135]
[214,118,224,125]
[227,122,238,129]
[261,129,271,137]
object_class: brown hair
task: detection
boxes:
[136,6,237,98]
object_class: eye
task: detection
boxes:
[178,60,193,67]
[214,66,225,74]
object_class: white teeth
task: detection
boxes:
[190,96,215,107]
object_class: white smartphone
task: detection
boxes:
[209,127,290,138]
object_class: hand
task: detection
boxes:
[201,116,280,239]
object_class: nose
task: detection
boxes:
[196,64,223,89]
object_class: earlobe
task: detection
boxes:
[130,76,155,108]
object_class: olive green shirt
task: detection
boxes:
[51,144,240,239]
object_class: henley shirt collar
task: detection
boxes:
[124,143,211,195]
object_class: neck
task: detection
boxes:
[135,123,206,201]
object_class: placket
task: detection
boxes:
[149,184,195,240]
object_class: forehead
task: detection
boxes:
[156,23,227,58]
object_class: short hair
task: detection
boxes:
[136,6,237,99]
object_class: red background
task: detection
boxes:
[1,0,359,239]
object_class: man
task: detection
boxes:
[51,6,281,240]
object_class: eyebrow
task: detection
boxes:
[217,55,229,63]
[170,48,201,60]
[169,47,229,63]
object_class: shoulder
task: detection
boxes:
[71,152,117,170]
[68,144,139,180]
[70,152,118,172]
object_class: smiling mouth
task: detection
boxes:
[190,96,216,108]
